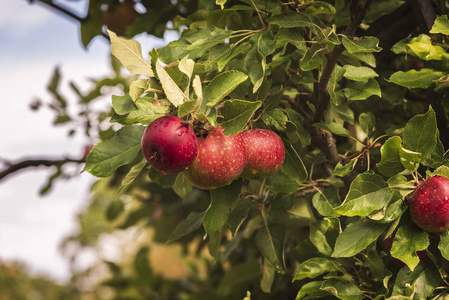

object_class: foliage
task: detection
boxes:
[0,260,73,299]
[24,0,449,299]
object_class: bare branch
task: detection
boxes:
[30,0,88,22]
[0,157,85,181]
[304,0,373,164]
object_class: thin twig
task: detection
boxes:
[30,0,88,22]
[0,157,85,181]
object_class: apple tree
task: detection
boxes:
[14,0,449,299]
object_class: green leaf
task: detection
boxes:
[134,247,152,282]
[391,37,411,54]
[111,97,169,125]
[263,109,289,131]
[300,44,325,71]
[281,139,308,183]
[310,220,334,256]
[403,107,438,161]
[267,172,301,193]
[85,125,145,177]
[129,79,153,101]
[390,263,440,299]
[359,112,375,135]
[312,188,341,217]
[158,27,231,63]
[406,34,449,61]
[342,36,382,54]
[118,159,147,194]
[228,197,253,235]
[391,225,429,271]
[178,56,195,80]
[156,61,187,107]
[108,30,154,77]
[206,70,248,106]
[166,210,206,243]
[172,173,193,199]
[220,100,261,135]
[274,28,306,55]
[111,94,137,115]
[304,1,336,15]
[217,42,251,72]
[255,224,285,273]
[293,257,336,281]
[178,75,203,117]
[321,279,364,300]
[377,136,405,177]
[332,220,388,257]
[430,15,449,35]
[245,32,275,93]
[148,168,177,188]
[438,231,449,260]
[388,68,445,89]
[335,173,393,216]
[399,147,421,171]
[80,2,103,47]
[344,78,381,100]
[261,260,275,293]
[435,74,449,91]
[217,261,261,296]
[105,199,124,221]
[268,12,317,29]
[312,122,351,137]
[343,65,379,82]
[203,180,242,233]
[282,198,316,227]
[333,160,356,177]
[296,281,330,299]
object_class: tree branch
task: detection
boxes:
[0,157,85,181]
[305,0,373,165]
[29,0,88,22]
[314,0,373,123]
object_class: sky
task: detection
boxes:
[0,0,168,282]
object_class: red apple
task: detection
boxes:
[238,129,285,179]
[410,176,449,232]
[141,116,198,174]
[183,126,246,190]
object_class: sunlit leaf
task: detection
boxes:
[388,68,444,89]
[206,70,248,106]
[220,100,261,135]
[293,257,336,281]
[391,225,429,271]
[335,173,392,216]
[156,61,187,106]
[430,15,449,35]
[342,36,382,54]
[108,30,154,77]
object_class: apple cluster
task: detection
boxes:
[141,116,286,189]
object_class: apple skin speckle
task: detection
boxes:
[410,176,449,233]
[237,129,285,179]
[183,126,246,190]
[141,116,198,174]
